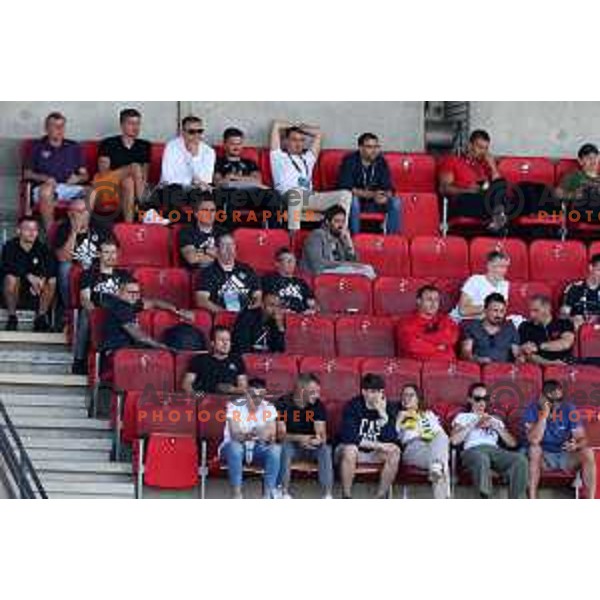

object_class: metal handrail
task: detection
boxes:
[0,399,47,499]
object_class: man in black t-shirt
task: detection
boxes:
[97,108,151,222]
[276,373,333,499]
[561,253,600,329]
[194,233,261,314]
[519,295,576,365]
[182,326,247,395]
[232,292,286,354]
[262,247,316,314]
[213,127,282,228]
[179,195,226,270]
[1,217,56,331]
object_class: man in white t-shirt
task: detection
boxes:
[452,251,510,321]
[220,378,282,499]
[270,120,352,231]
[450,383,528,498]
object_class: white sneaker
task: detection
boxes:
[429,461,444,482]
[272,487,293,499]
[142,208,170,226]
[322,494,333,500]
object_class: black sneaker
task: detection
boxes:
[72,359,88,376]
[5,315,18,331]
[33,314,50,332]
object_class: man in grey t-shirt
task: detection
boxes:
[461,293,520,363]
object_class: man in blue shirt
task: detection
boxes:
[336,373,400,499]
[337,133,402,235]
[523,379,596,499]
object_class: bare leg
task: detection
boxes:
[579,448,596,499]
[375,443,401,498]
[38,277,57,316]
[120,175,136,223]
[38,181,56,229]
[130,163,146,200]
[528,444,543,499]
[339,445,358,498]
[3,274,20,315]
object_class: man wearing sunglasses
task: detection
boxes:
[337,132,402,235]
[451,383,528,498]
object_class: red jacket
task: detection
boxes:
[397,312,459,361]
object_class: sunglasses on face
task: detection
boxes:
[472,395,490,402]
[186,129,204,135]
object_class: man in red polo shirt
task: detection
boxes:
[397,285,459,361]
[438,130,507,232]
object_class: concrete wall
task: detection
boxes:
[471,101,600,158]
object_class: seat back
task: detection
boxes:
[360,358,422,401]
[335,316,396,357]
[285,314,336,357]
[316,149,348,191]
[482,364,543,413]
[386,153,436,193]
[353,234,410,278]
[299,357,362,404]
[134,267,192,309]
[469,237,529,280]
[422,361,481,406]
[233,228,290,275]
[410,235,469,279]
[112,349,175,393]
[243,354,299,396]
[314,274,373,315]
[114,224,172,268]
[529,240,588,284]
[401,193,440,238]
[498,157,555,187]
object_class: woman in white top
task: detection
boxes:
[452,250,510,321]
[396,384,450,499]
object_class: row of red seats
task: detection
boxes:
[98,224,597,282]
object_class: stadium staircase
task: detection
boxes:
[0,309,135,498]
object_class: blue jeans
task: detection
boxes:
[278,441,334,493]
[349,195,402,235]
[222,440,281,493]
[57,261,72,308]
[74,308,90,361]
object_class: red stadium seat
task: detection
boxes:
[314,274,373,315]
[142,434,199,489]
[482,363,543,413]
[401,193,440,238]
[529,240,588,283]
[114,224,172,268]
[299,357,362,404]
[174,351,198,391]
[112,349,175,393]
[555,159,579,186]
[422,361,481,406]
[68,263,84,310]
[410,236,469,279]
[134,268,192,309]
[360,358,422,400]
[579,323,600,359]
[316,149,347,191]
[233,228,290,274]
[469,237,529,280]
[508,280,553,316]
[335,316,396,357]
[386,153,436,193]
[498,157,555,187]
[148,142,165,186]
[285,314,336,357]
[243,354,299,396]
[545,365,600,407]
[353,234,410,277]
[151,309,212,342]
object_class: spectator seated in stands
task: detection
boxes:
[72,236,129,375]
[2,216,56,332]
[24,111,89,229]
[99,274,192,368]
[337,132,401,234]
[220,377,281,499]
[262,247,316,314]
[452,251,510,321]
[396,384,450,499]
[53,200,111,320]
[523,380,595,500]
[232,292,286,354]
[194,233,261,314]
[270,120,352,231]
[301,204,376,279]
[438,129,508,233]
[179,195,226,271]
[561,253,600,330]
[336,373,400,499]
[96,108,151,223]
[450,383,528,499]
[148,115,215,224]
[461,293,520,364]
[214,127,281,228]
[518,295,575,366]
[556,143,600,224]
[397,284,459,362]
[182,325,247,396]
[276,373,334,499]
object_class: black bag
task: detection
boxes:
[160,323,207,352]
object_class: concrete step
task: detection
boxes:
[27,448,110,462]
[14,427,111,439]
[2,394,88,408]
[0,349,73,375]
[39,479,135,497]
[40,471,132,484]
[3,416,111,431]
[34,460,132,475]
[5,405,89,419]
[0,331,67,345]
[20,436,113,451]
[37,492,133,499]
[0,373,86,387]
[0,309,35,332]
